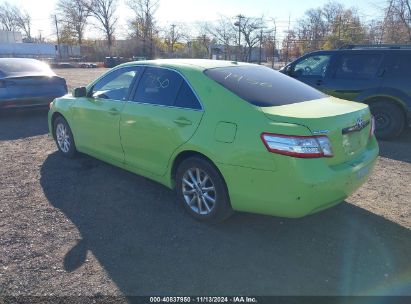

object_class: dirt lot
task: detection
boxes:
[55,68,110,91]
[0,68,411,296]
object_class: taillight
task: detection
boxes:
[369,116,375,138]
[261,133,333,158]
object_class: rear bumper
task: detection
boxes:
[218,138,379,218]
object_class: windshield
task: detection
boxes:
[204,65,326,107]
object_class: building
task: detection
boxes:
[0,43,56,59]
[0,30,22,43]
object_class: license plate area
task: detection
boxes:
[342,132,366,155]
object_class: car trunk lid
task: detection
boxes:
[260,97,372,165]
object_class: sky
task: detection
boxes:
[5,0,385,42]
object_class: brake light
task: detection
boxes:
[369,116,375,138]
[261,133,333,158]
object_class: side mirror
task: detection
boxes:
[73,87,87,98]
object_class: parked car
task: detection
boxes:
[80,63,97,68]
[48,59,378,221]
[0,58,68,110]
[280,44,411,139]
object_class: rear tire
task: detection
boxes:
[369,101,405,140]
[53,116,77,158]
[175,157,233,222]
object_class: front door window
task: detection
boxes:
[92,67,139,101]
[293,55,331,78]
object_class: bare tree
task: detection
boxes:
[88,0,118,48]
[14,9,31,40]
[163,23,188,55]
[195,22,213,58]
[55,0,91,45]
[205,16,236,60]
[0,2,32,40]
[239,16,265,61]
[389,0,411,41]
[0,2,18,32]
[127,0,159,58]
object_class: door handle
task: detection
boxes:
[173,118,192,126]
[108,108,119,116]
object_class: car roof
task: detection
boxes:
[308,49,411,55]
[119,59,252,71]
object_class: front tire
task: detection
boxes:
[53,116,77,158]
[175,157,233,222]
[369,101,405,140]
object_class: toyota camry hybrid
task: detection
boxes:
[48,59,379,221]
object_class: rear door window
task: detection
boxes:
[133,67,183,106]
[132,67,201,109]
[386,54,411,78]
[174,81,202,110]
[204,65,326,107]
[334,54,382,80]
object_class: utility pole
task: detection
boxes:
[54,15,62,61]
[259,28,263,65]
[285,14,291,65]
[170,24,176,55]
[272,19,277,69]
[234,14,244,61]
[338,14,342,48]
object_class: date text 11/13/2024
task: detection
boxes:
[149,296,258,303]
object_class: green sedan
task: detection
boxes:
[48,59,379,221]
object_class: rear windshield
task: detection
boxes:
[0,59,53,77]
[204,65,326,107]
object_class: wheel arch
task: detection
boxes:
[362,96,407,122]
[51,112,75,143]
[50,112,65,140]
[170,150,226,190]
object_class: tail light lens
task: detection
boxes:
[369,116,375,138]
[261,133,333,158]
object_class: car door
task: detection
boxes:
[321,52,384,101]
[120,66,204,176]
[71,66,142,164]
[289,52,333,90]
[380,52,411,102]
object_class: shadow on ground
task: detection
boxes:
[0,109,49,140]
[40,152,411,296]
[378,128,411,164]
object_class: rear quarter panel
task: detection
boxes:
[165,68,313,186]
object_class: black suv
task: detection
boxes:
[280,45,411,139]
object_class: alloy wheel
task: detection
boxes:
[182,167,217,215]
[56,122,71,153]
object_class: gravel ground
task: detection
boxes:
[0,68,410,297]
